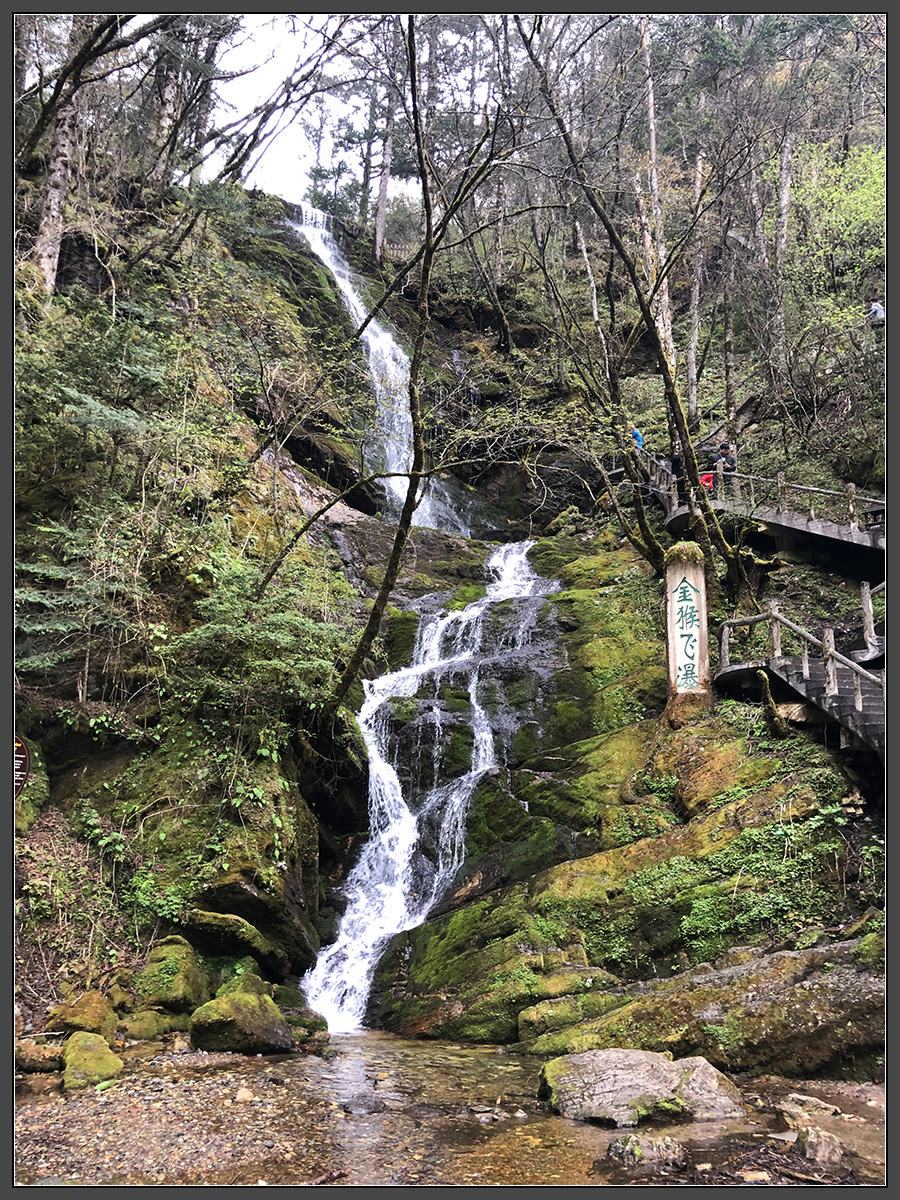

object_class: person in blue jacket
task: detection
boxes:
[629,424,643,452]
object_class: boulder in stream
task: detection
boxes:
[62,1031,123,1091]
[189,992,295,1054]
[538,1048,745,1126]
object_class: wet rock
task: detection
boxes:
[189,992,295,1055]
[774,1092,840,1129]
[133,936,211,1014]
[16,1038,65,1073]
[607,1132,687,1165]
[343,1094,385,1114]
[795,1125,844,1166]
[62,1031,124,1091]
[45,990,118,1047]
[538,1048,745,1126]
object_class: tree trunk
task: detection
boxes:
[747,143,770,265]
[575,218,611,386]
[685,146,706,428]
[146,43,181,193]
[32,100,78,295]
[771,130,795,373]
[640,15,676,373]
[373,113,394,264]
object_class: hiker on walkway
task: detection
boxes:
[671,443,687,504]
[629,424,644,452]
[867,298,885,330]
[709,443,736,496]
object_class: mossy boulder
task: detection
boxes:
[189,992,295,1054]
[181,910,291,979]
[216,972,274,998]
[118,1010,167,1040]
[133,935,211,1013]
[45,990,117,1047]
[62,1031,123,1091]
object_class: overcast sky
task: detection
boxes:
[213,13,376,202]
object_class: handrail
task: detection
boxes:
[645,453,883,531]
[717,600,884,714]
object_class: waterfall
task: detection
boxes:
[288,205,469,535]
[302,542,557,1032]
[291,203,559,1032]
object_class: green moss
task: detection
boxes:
[853,931,885,967]
[446,583,487,610]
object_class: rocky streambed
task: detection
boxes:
[15,1032,885,1187]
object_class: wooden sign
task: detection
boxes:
[664,545,710,697]
[15,734,30,798]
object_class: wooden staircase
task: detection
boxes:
[714,594,885,762]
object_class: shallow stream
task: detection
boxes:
[15,1031,885,1187]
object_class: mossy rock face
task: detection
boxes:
[371,715,864,1045]
[62,1031,123,1091]
[194,860,319,976]
[181,911,291,979]
[189,992,295,1054]
[133,935,211,1014]
[524,940,884,1078]
[45,990,117,1047]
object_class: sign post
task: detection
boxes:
[15,734,30,798]
[664,543,712,724]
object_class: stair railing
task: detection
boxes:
[645,452,883,530]
[718,600,884,713]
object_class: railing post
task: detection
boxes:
[716,460,724,498]
[776,472,786,512]
[801,639,809,679]
[823,628,837,695]
[721,624,731,669]
[861,581,876,644]
[749,477,756,507]
[733,470,742,502]
[768,601,781,659]
[847,483,858,530]
[853,672,863,712]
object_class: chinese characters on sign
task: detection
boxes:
[672,575,701,691]
[15,734,30,798]
[664,551,709,700]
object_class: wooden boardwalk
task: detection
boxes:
[612,448,886,758]
[643,456,884,553]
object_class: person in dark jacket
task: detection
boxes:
[671,443,687,504]
[709,443,736,495]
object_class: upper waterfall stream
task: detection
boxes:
[292,206,559,1031]
[288,206,469,536]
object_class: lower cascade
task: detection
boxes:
[302,541,558,1032]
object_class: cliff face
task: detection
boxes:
[14,194,883,1078]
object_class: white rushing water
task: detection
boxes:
[288,205,468,535]
[302,541,556,1031]
[290,204,559,1031]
